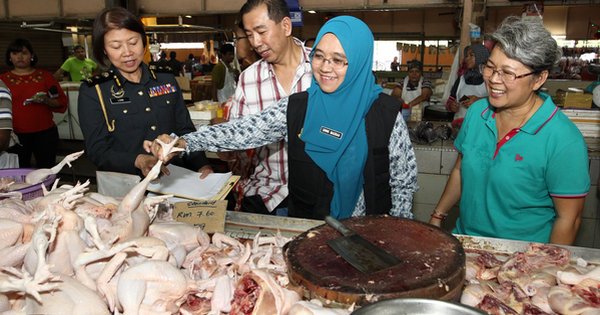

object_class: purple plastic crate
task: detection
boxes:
[0,168,57,200]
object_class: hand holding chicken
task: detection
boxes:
[143,134,187,164]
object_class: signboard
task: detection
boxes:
[285,0,303,27]
[173,200,227,233]
[290,10,303,27]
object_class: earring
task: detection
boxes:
[30,57,34,61]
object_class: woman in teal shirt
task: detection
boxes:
[429,16,590,245]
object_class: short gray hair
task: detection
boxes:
[490,16,562,72]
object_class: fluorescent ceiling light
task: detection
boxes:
[185,15,192,18]
[308,10,316,14]
[160,42,205,49]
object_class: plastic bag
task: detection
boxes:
[0,152,19,169]
[96,171,141,198]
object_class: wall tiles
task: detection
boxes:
[590,158,599,185]
[412,203,435,223]
[440,150,458,175]
[595,219,600,249]
[582,188,599,219]
[413,173,449,205]
[414,149,441,174]
[574,218,597,249]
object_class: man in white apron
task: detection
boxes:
[213,44,237,103]
[401,60,433,121]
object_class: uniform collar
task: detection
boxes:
[481,92,558,135]
[110,63,154,86]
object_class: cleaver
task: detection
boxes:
[325,216,401,273]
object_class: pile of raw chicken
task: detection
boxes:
[0,147,352,315]
[462,243,600,314]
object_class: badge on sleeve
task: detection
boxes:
[148,83,177,98]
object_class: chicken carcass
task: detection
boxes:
[25,150,84,185]
[21,275,109,315]
[558,266,600,286]
[230,269,301,315]
[116,260,196,315]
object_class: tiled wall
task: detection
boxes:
[411,142,600,249]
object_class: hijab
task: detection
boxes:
[300,16,382,219]
[463,44,490,85]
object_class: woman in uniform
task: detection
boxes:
[78,7,212,177]
[145,16,418,220]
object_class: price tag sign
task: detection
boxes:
[173,200,227,233]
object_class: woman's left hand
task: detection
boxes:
[143,134,187,163]
[198,165,214,179]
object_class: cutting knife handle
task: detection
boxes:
[325,216,354,237]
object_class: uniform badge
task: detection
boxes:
[110,84,130,104]
[148,83,177,98]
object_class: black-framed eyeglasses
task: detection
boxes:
[480,63,537,83]
[311,52,348,70]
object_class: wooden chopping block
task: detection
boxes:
[284,215,465,306]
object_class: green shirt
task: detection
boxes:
[453,93,590,243]
[60,57,97,82]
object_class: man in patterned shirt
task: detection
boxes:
[226,0,312,215]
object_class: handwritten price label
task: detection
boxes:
[173,200,227,233]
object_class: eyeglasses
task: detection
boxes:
[311,52,348,70]
[480,63,537,83]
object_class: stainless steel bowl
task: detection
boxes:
[351,298,486,315]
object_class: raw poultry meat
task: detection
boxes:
[463,243,600,315]
[25,150,84,185]
[0,147,333,314]
[117,260,194,314]
[230,269,301,315]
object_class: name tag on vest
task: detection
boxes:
[320,126,343,139]
[110,97,131,104]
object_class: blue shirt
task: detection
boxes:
[454,93,590,243]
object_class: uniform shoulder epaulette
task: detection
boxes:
[148,64,173,73]
[84,70,115,87]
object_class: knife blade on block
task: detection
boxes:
[325,216,401,273]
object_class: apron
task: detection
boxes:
[453,76,488,122]
[402,77,429,121]
[217,61,237,103]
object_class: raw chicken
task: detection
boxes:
[22,275,109,315]
[25,150,84,185]
[230,269,301,315]
[117,260,196,314]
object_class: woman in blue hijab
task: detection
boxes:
[146,16,418,220]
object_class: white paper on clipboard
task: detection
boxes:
[147,164,232,200]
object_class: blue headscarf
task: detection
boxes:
[300,16,382,219]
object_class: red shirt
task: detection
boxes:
[0,69,67,133]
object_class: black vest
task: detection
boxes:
[286,92,401,220]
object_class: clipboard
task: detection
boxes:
[209,175,240,200]
[147,165,239,201]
